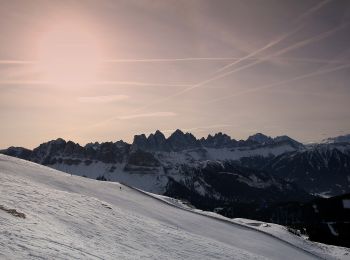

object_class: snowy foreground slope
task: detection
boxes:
[0,155,348,260]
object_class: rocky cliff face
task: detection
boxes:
[1,130,350,208]
[3,138,131,165]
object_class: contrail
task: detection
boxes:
[0,80,51,85]
[215,0,331,74]
[0,58,243,64]
[206,62,350,104]
[0,80,192,87]
[2,56,347,67]
[208,21,350,85]
[214,25,303,74]
[0,1,331,70]
[73,0,336,132]
[294,0,332,23]
[104,1,331,71]
[105,56,349,64]
[128,1,340,113]
[78,95,129,103]
[103,57,241,63]
[0,60,36,64]
[313,45,350,74]
[273,57,350,64]
[0,57,243,64]
[90,81,192,87]
[134,21,349,111]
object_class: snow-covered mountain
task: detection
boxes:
[1,154,348,259]
[1,130,304,166]
[1,130,350,217]
[322,134,350,144]
[0,130,306,196]
[261,144,350,197]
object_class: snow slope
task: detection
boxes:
[0,154,344,259]
[144,193,350,260]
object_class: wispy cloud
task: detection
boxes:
[92,81,191,87]
[2,56,348,66]
[0,80,191,87]
[103,57,239,63]
[119,112,177,120]
[161,124,232,134]
[0,60,36,64]
[78,95,129,103]
[0,80,52,85]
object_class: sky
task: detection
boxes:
[1,0,350,148]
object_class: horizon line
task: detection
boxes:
[2,129,347,149]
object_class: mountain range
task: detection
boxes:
[1,130,350,221]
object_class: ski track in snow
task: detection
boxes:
[0,155,347,259]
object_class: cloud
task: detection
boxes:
[2,56,345,66]
[0,60,36,64]
[78,95,129,103]
[0,80,53,85]
[104,57,239,63]
[0,80,191,87]
[93,81,191,87]
[119,112,177,120]
[161,124,232,134]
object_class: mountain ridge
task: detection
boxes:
[1,129,305,151]
[1,130,350,222]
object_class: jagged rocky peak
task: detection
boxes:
[1,146,32,160]
[247,133,274,145]
[133,133,147,143]
[147,130,169,151]
[115,140,129,148]
[154,130,166,139]
[274,135,304,148]
[34,138,67,154]
[31,138,88,162]
[132,134,148,150]
[128,129,201,152]
[63,141,84,155]
[85,141,100,150]
[201,132,236,148]
[274,135,293,142]
[46,138,67,146]
[167,129,199,151]
[169,129,185,137]
[132,131,168,151]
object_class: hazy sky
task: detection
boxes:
[1,0,350,148]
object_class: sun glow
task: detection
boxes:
[37,23,101,86]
